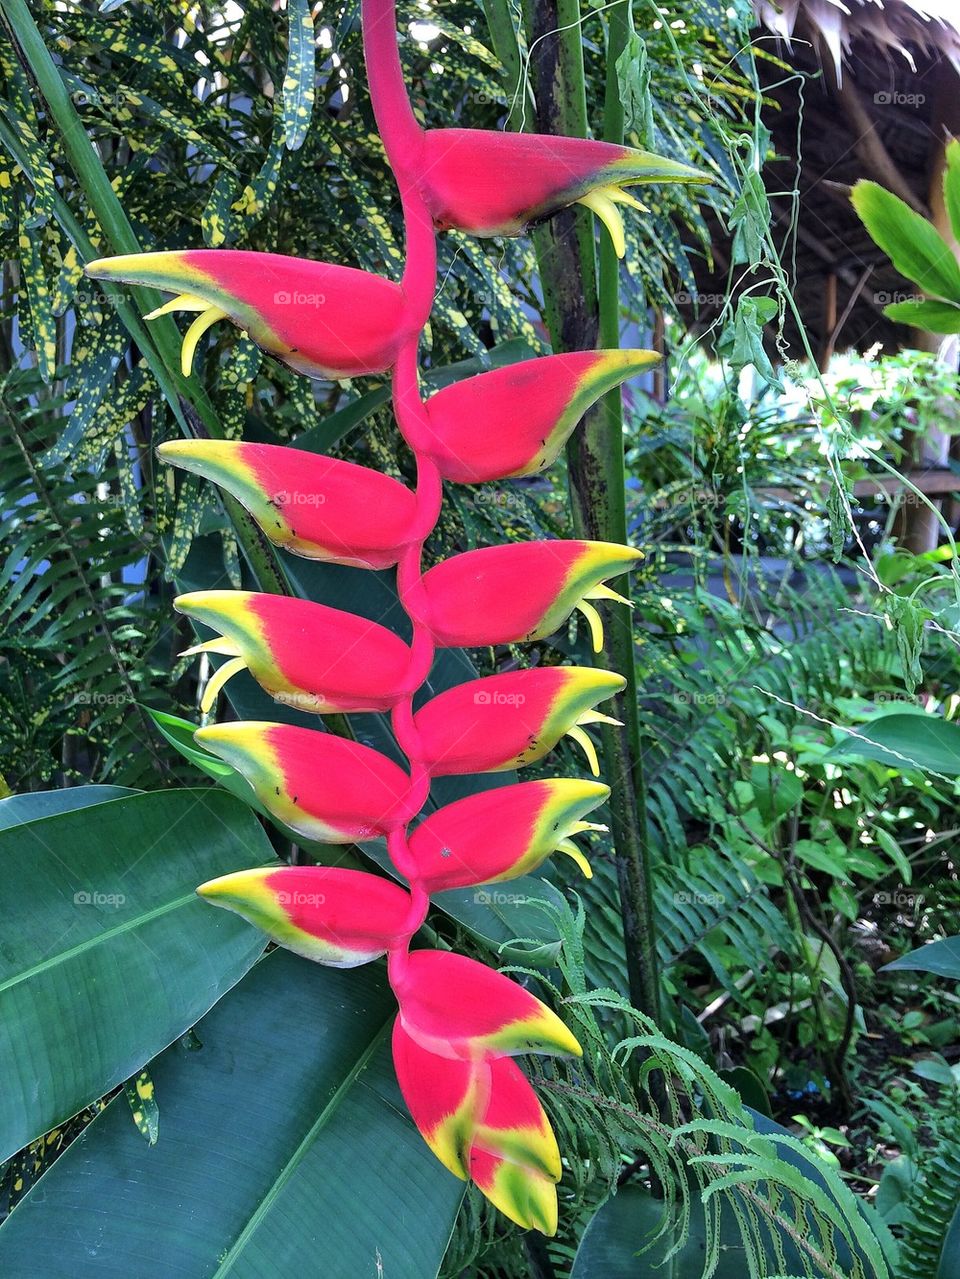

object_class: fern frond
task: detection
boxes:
[897,1118,960,1279]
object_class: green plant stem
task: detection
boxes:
[481,0,525,120]
[0,0,288,597]
[519,0,661,1028]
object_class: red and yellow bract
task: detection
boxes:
[85,0,704,1233]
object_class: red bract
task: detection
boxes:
[175,591,413,713]
[420,349,660,481]
[418,540,640,652]
[413,667,625,776]
[82,0,702,1234]
[392,1020,562,1232]
[194,722,411,843]
[159,440,417,568]
[418,130,707,255]
[393,950,582,1059]
[198,867,413,967]
[86,249,413,378]
[408,778,608,891]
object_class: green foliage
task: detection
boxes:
[0,787,269,1161]
[0,367,189,789]
[0,949,464,1274]
[523,898,894,1279]
[896,1120,960,1279]
[852,142,960,333]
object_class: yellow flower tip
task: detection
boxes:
[143,292,210,321]
[193,720,260,756]
[569,820,608,836]
[179,637,242,658]
[577,189,626,257]
[181,305,228,376]
[556,838,593,879]
[566,724,600,777]
[199,655,247,713]
[575,599,604,653]
[608,187,647,213]
[155,439,196,465]
[551,778,610,807]
[585,583,634,610]
[578,710,623,729]
[599,348,662,379]
[156,438,239,473]
[83,256,119,280]
[196,867,269,901]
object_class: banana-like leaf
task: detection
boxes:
[0,785,136,830]
[882,935,960,981]
[830,713,960,776]
[0,950,464,1277]
[851,181,960,304]
[883,300,960,334]
[0,787,270,1160]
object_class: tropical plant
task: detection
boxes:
[0,0,955,1275]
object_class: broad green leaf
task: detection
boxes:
[882,934,960,980]
[0,785,137,831]
[572,1182,747,1277]
[832,713,960,776]
[884,299,960,333]
[911,1055,957,1088]
[852,181,960,303]
[718,1065,772,1118]
[0,951,463,1277]
[0,788,270,1160]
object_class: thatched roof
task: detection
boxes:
[755,0,960,77]
[682,0,960,359]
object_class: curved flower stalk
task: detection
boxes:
[86,0,700,1234]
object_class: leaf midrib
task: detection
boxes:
[211,1016,394,1277]
[0,892,198,995]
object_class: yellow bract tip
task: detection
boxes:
[578,710,623,729]
[575,599,604,653]
[577,189,626,258]
[556,838,593,879]
[180,637,243,658]
[566,724,600,777]
[584,582,634,608]
[199,655,247,714]
[143,292,210,321]
[181,305,228,377]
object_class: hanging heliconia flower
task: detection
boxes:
[85,250,416,378]
[87,0,705,1233]
[414,130,705,256]
[417,349,661,481]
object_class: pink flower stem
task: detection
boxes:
[363,0,442,1002]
